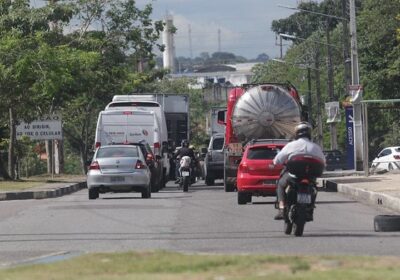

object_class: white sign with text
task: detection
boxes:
[16,114,63,140]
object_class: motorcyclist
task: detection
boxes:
[272,121,326,220]
[174,140,196,183]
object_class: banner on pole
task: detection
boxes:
[325,101,341,123]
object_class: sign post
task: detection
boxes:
[16,114,63,176]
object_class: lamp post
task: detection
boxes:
[349,0,363,171]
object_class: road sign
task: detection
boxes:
[16,114,62,140]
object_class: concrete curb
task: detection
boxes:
[321,179,400,213]
[0,182,86,201]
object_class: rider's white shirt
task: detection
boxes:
[273,137,326,165]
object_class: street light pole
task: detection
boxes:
[349,0,363,171]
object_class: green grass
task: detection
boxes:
[1,251,400,280]
[0,174,86,191]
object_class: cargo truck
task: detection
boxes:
[217,83,303,192]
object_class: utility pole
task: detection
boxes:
[326,18,338,150]
[314,44,323,148]
[349,0,363,170]
[218,29,221,52]
[342,0,352,87]
[188,24,193,59]
[307,67,312,124]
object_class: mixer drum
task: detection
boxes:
[232,84,301,141]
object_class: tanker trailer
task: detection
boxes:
[219,83,303,192]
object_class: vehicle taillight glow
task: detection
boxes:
[95,142,101,148]
[154,142,160,149]
[135,160,146,169]
[146,153,154,161]
[89,161,100,170]
[239,163,249,173]
[394,155,400,160]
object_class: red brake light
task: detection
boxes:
[95,142,101,148]
[394,155,400,160]
[146,154,154,161]
[135,160,146,169]
[154,142,160,148]
[239,163,249,173]
[89,161,100,170]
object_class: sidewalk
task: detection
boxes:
[0,177,86,201]
[320,171,400,214]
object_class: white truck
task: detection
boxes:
[109,94,190,148]
[95,110,161,151]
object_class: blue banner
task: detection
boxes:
[345,106,354,170]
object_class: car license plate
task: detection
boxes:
[182,171,190,177]
[110,176,125,183]
[297,193,312,204]
[263,180,277,185]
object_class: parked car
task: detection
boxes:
[371,146,400,171]
[236,139,288,205]
[87,144,151,199]
[323,150,347,171]
[204,133,224,186]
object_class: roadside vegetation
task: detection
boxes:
[252,0,400,159]
[1,0,400,181]
[1,251,400,280]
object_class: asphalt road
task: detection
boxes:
[1,180,400,267]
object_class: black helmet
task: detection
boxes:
[295,121,312,139]
[181,139,189,147]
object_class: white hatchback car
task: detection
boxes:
[371,147,400,171]
[87,145,151,199]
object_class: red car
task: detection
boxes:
[236,140,289,205]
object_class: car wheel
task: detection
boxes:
[88,188,99,200]
[142,185,151,199]
[205,175,215,186]
[388,163,394,171]
[238,192,248,205]
[374,215,400,232]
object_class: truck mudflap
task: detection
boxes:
[224,147,242,192]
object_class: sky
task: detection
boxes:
[31,0,311,60]
[137,0,306,59]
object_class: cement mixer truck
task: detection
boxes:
[217,83,304,192]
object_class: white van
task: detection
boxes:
[95,110,161,155]
[105,97,171,181]
[105,99,168,145]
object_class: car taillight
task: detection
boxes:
[95,142,101,148]
[135,160,146,169]
[89,161,100,170]
[239,163,249,173]
[154,142,160,155]
[146,153,154,161]
[394,155,400,160]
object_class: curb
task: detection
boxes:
[0,182,86,201]
[321,179,400,213]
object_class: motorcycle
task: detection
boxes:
[178,156,192,192]
[282,154,324,237]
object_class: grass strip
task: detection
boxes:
[1,251,400,280]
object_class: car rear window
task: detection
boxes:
[247,147,279,160]
[212,138,224,150]
[97,147,139,158]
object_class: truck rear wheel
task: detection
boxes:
[205,175,215,186]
